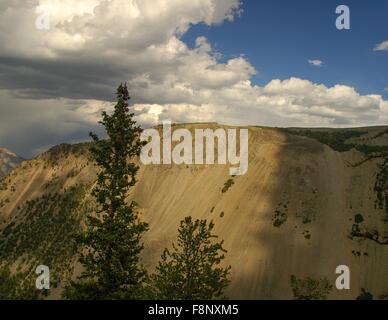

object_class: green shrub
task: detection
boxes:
[354,213,364,224]
[272,209,287,227]
[290,275,332,300]
[222,179,234,193]
[356,288,373,300]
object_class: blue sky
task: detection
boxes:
[183,0,388,97]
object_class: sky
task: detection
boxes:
[0,0,387,158]
[183,0,388,96]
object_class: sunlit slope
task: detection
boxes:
[0,125,387,299]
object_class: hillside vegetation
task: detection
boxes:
[0,124,387,299]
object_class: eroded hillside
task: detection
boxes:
[0,125,387,299]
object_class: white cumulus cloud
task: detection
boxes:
[308,59,323,67]
[374,40,388,51]
[0,0,386,157]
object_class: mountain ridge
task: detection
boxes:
[0,124,387,299]
[0,147,23,178]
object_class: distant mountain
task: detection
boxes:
[0,147,23,178]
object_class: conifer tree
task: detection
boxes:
[152,216,231,300]
[64,84,148,299]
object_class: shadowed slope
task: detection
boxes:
[0,125,387,299]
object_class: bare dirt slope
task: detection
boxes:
[0,125,387,299]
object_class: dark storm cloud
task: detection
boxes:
[0,56,123,101]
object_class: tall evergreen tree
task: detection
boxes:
[151,216,231,300]
[64,84,148,300]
